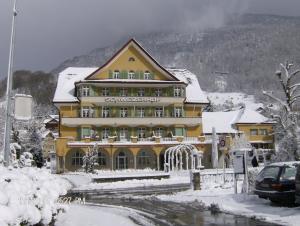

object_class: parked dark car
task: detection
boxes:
[294,164,300,204]
[254,162,300,203]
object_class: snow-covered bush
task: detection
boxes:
[0,166,71,225]
[19,152,34,167]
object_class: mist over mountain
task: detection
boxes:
[52,14,300,98]
[1,13,300,106]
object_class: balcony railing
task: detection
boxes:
[67,136,209,146]
[61,116,201,127]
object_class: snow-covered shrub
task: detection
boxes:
[19,152,34,167]
[0,166,72,225]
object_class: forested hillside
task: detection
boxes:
[1,14,300,105]
[52,14,300,97]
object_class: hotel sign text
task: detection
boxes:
[105,97,160,103]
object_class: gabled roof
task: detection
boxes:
[202,108,274,134]
[85,39,180,81]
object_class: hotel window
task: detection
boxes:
[144,71,151,80]
[120,108,128,118]
[174,86,181,97]
[81,127,91,138]
[128,71,135,79]
[155,88,162,97]
[137,151,151,166]
[138,88,145,97]
[138,127,146,138]
[98,151,106,166]
[102,128,110,139]
[81,107,93,118]
[155,128,164,137]
[71,151,84,166]
[259,129,268,135]
[119,128,128,140]
[102,107,110,118]
[250,129,258,136]
[137,107,145,118]
[155,107,163,117]
[82,86,90,97]
[119,88,128,97]
[113,70,120,79]
[102,88,110,96]
[174,107,182,118]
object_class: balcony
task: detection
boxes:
[79,96,185,106]
[67,136,206,147]
[61,116,201,127]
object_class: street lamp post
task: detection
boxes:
[3,0,18,166]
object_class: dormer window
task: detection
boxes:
[128,71,135,79]
[82,86,90,97]
[144,71,151,80]
[113,70,120,79]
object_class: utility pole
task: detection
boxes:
[3,0,18,166]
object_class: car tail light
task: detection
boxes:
[271,184,283,191]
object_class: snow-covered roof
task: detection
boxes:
[53,67,98,103]
[236,108,273,124]
[202,108,274,134]
[167,68,209,104]
[202,110,239,134]
[43,115,59,124]
[53,67,209,104]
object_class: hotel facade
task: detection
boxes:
[53,39,275,172]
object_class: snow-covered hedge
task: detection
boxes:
[0,166,72,226]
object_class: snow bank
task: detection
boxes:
[55,204,153,226]
[63,169,190,191]
[0,166,72,226]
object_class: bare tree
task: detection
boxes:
[263,62,300,160]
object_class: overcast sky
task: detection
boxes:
[0,0,300,78]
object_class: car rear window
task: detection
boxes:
[257,166,280,181]
[280,166,297,180]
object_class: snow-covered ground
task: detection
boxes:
[156,180,300,226]
[62,169,189,191]
[55,204,153,226]
[206,92,263,110]
[0,166,71,226]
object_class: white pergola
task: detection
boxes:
[164,144,203,171]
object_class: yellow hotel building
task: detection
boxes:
[53,39,275,172]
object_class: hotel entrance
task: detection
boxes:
[116,151,128,169]
[114,148,134,170]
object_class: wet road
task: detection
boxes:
[87,196,278,226]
